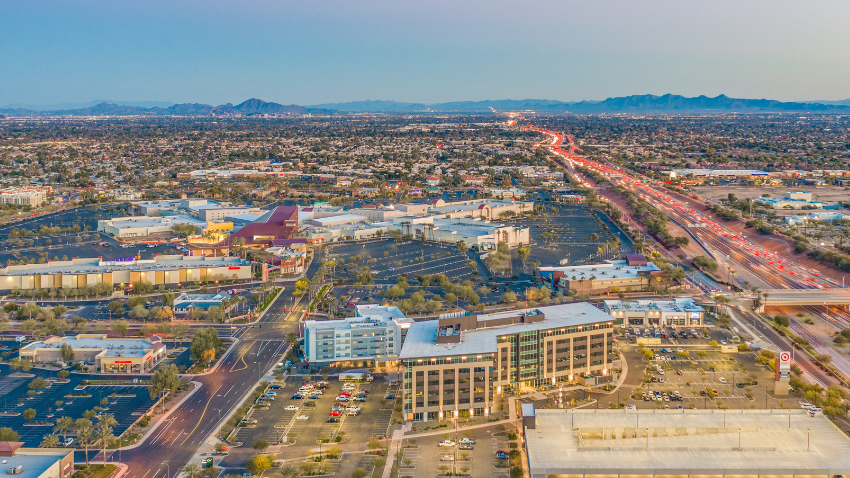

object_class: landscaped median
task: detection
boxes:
[307,284,331,313]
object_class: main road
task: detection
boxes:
[102,289,304,478]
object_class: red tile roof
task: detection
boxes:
[229,206,299,245]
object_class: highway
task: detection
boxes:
[532,127,841,292]
[100,290,303,478]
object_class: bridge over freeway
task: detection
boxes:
[756,289,850,312]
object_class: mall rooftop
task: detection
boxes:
[524,409,850,478]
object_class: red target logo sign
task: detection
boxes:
[780,352,790,362]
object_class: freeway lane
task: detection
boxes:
[105,292,301,478]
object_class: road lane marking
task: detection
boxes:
[180,384,222,446]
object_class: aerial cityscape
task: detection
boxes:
[2,2,850,478]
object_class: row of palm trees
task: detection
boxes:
[42,414,117,466]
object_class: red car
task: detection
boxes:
[329,411,342,417]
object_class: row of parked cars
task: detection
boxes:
[643,390,683,402]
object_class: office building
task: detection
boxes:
[603,298,706,327]
[0,187,50,207]
[303,305,413,366]
[523,409,850,478]
[400,303,616,421]
[19,334,166,373]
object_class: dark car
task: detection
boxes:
[385,394,395,400]
[459,444,473,450]
[270,384,282,390]
[327,417,340,423]
[736,382,744,388]
[292,394,303,400]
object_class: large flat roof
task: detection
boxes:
[526,409,850,476]
[24,336,160,357]
[0,449,71,478]
[538,260,661,279]
[399,302,614,359]
[0,255,248,276]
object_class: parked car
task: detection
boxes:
[459,444,473,450]
[327,417,340,423]
[459,438,475,445]
[496,451,509,459]
[284,405,299,411]
[438,440,455,447]
[295,415,309,420]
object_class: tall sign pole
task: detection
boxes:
[774,351,790,396]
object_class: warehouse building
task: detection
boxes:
[523,409,850,478]
[603,298,706,327]
[0,255,251,291]
[389,216,529,248]
[400,302,616,421]
[97,215,206,238]
[19,334,167,373]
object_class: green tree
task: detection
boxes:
[351,468,368,478]
[55,416,74,446]
[108,301,126,317]
[0,427,20,441]
[111,319,129,337]
[457,241,468,254]
[190,328,223,363]
[252,439,270,450]
[23,408,36,421]
[95,420,115,465]
[60,343,75,362]
[246,454,272,476]
[182,463,202,478]
[500,290,517,304]
[40,433,60,448]
[206,306,225,324]
[149,364,180,400]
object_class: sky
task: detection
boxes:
[1,0,849,106]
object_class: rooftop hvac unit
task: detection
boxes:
[9,465,23,474]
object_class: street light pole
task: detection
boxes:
[161,462,170,478]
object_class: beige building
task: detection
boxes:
[19,334,167,373]
[400,303,616,421]
[390,216,529,248]
[0,255,252,291]
[428,198,533,221]
[0,187,50,206]
[0,442,75,478]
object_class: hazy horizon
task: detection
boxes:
[2,0,849,106]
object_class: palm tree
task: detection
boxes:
[40,433,60,448]
[182,463,202,478]
[95,422,115,465]
[54,416,74,447]
[75,419,94,466]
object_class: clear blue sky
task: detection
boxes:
[1,0,848,106]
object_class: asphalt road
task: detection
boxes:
[109,291,302,478]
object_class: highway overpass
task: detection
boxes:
[757,289,850,312]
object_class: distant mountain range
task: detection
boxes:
[1,94,849,117]
[0,98,330,117]
[311,94,850,113]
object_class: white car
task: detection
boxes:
[720,340,727,345]
[346,406,361,412]
[285,405,300,411]
[719,378,727,384]
[677,348,683,352]
[295,415,309,420]
[438,440,455,447]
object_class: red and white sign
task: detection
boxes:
[776,351,791,382]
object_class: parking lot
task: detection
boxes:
[317,239,482,284]
[395,426,517,478]
[502,206,633,267]
[226,376,399,467]
[0,366,156,447]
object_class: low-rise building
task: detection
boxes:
[536,257,663,294]
[785,211,850,225]
[97,215,206,238]
[172,291,234,315]
[755,192,823,209]
[389,216,529,248]
[0,441,75,478]
[303,305,413,366]
[603,298,705,327]
[400,303,616,421]
[428,198,533,221]
[196,205,265,222]
[0,255,252,291]
[19,334,166,373]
